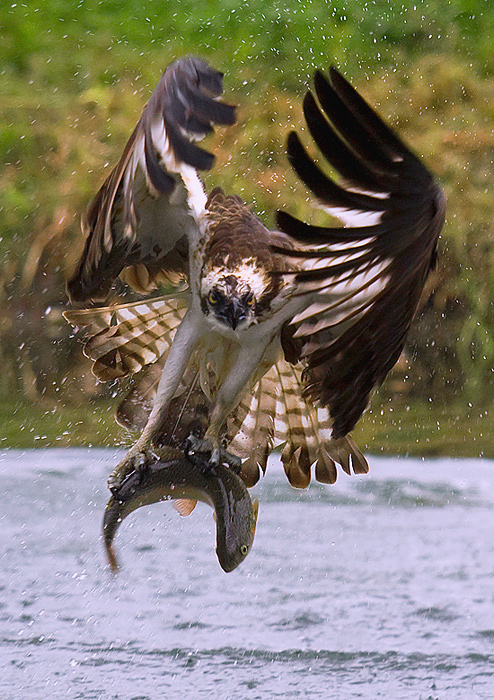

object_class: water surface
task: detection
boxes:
[1,449,493,698]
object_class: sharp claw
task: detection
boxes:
[209,446,241,471]
[227,453,242,474]
[108,472,126,495]
[183,434,201,456]
[107,449,156,495]
[210,447,221,465]
[183,435,211,473]
[135,453,148,469]
[184,434,242,473]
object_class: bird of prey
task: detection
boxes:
[65,56,445,492]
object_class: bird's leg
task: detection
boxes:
[107,313,201,493]
[184,433,241,474]
[185,341,269,473]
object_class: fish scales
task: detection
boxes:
[103,446,258,572]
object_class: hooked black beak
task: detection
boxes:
[225,298,246,331]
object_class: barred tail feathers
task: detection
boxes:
[228,359,368,488]
[228,370,277,488]
[275,361,368,486]
[65,296,368,485]
[273,361,313,488]
[324,433,369,477]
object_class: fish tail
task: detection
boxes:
[105,540,119,572]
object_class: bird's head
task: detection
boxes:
[200,262,270,332]
[204,284,255,331]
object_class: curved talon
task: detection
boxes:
[107,448,156,495]
[183,433,205,456]
[183,435,212,473]
[184,434,242,473]
[210,447,242,473]
[227,456,242,475]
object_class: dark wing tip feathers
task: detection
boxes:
[277,65,445,439]
[68,57,236,303]
[154,56,236,171]
[141,56,236,190]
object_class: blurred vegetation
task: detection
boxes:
[1,0,494,455]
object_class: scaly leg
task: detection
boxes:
[107,311,202,492]
[184,433,242,473]
[184,340,270,471]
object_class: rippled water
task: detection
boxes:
[1,448,493,699]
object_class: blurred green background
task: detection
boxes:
[1,0,493,457]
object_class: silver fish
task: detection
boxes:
[103,446,258,572]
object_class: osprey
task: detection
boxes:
[65,57,445,491]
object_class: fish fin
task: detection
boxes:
[252,500,259,537]
[247,499,259,547]
[173,498,197,517]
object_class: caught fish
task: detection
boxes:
[103,446,258,572]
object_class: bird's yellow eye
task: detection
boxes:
[209,291,217,305]
[245,293,254,306]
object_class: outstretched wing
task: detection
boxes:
[275,67,446,439]
[64,293,188,380]
[68,56,236,303]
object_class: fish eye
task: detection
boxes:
[240,544,249,555]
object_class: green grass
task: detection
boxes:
[2,0,494,458]
[353,399,494,459]
[2,394,492,460]
[0,398,131,450]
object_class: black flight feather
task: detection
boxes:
[277,66,446,439]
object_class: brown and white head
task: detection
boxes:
[200,259,271,332]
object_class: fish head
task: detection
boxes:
[216,498,258,572]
